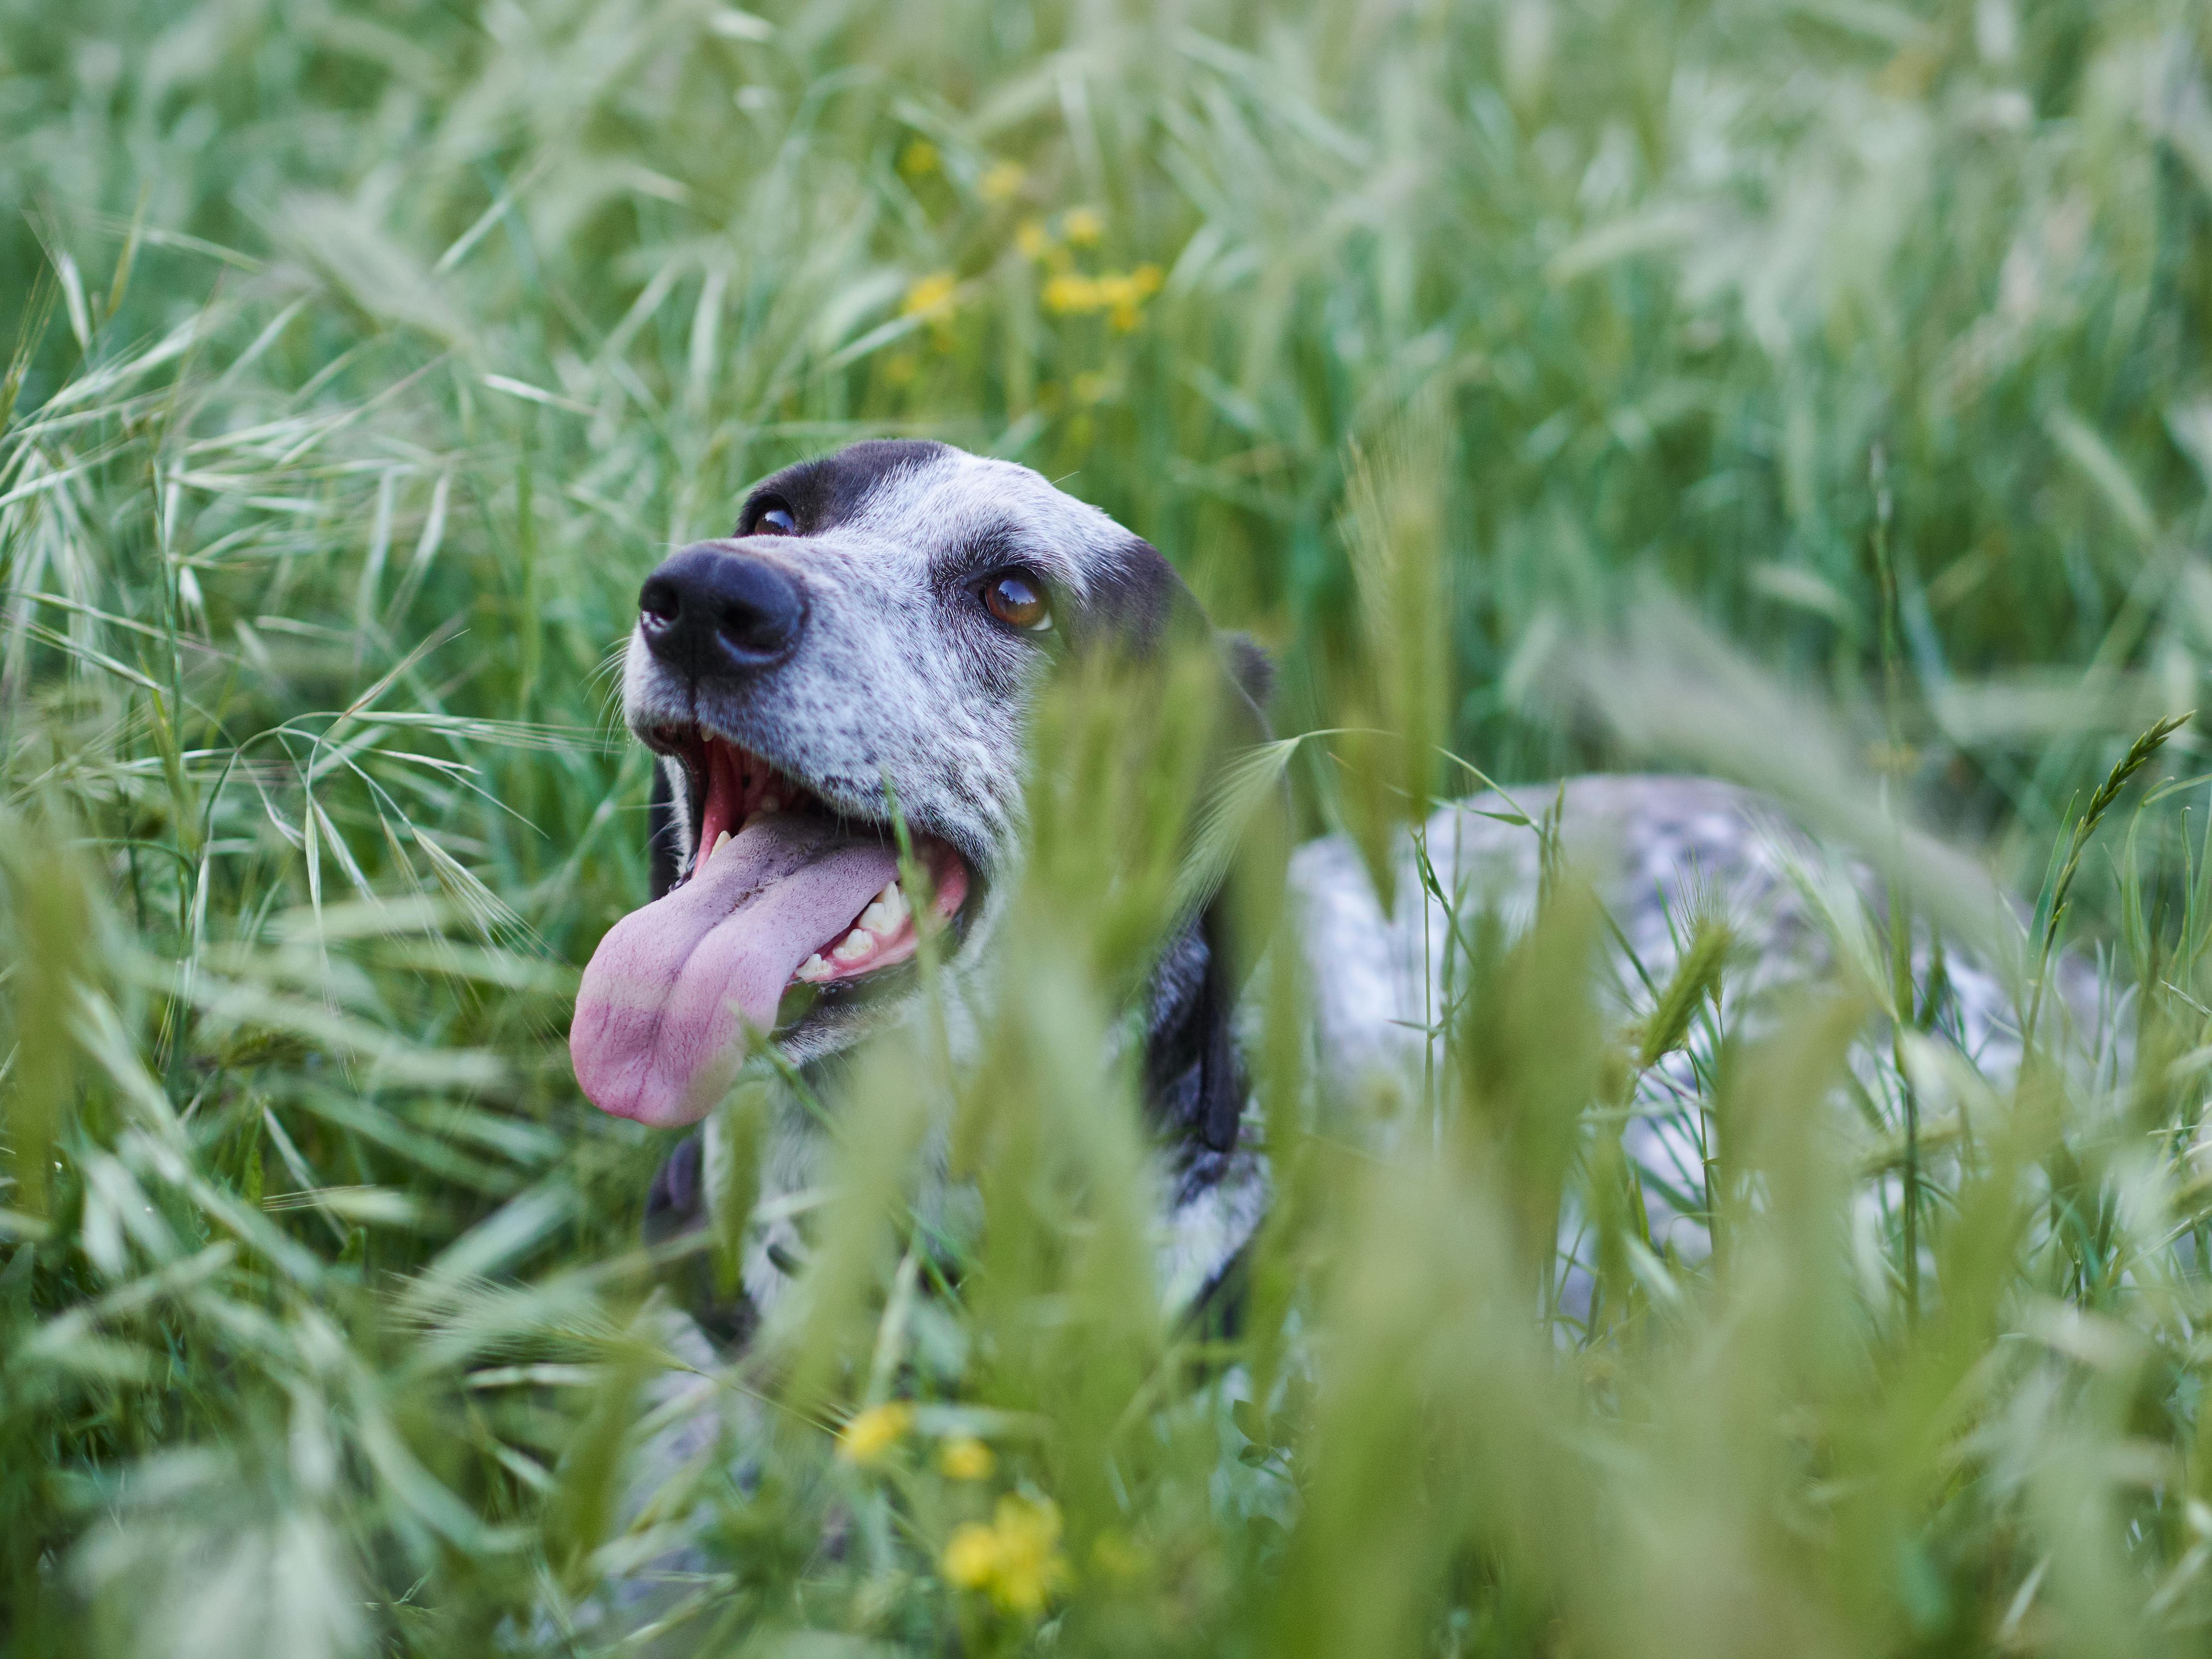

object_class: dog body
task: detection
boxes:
[576,439,2037,1341]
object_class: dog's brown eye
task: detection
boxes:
[983,572,1051,631]
[753,501,796,535]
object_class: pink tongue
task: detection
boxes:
[570,816,900,1127]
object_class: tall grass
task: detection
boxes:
[7,0,2212,1653]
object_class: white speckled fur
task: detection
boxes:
[1291,774,2105,1281]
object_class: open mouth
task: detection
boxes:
[570,728,973,1127]
[665,728,972,985]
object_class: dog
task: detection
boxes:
[570,438,2057,1348]
[571,438,1281,1345]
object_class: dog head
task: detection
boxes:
[570,439,1272,1129]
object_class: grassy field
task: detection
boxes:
[8,0,2212,1653]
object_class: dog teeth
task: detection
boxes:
[711,829,732,860]
[804,885,908,980]
[856,880,907,937]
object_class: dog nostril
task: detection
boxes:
[639,575,681,631]
[716,599,795,656]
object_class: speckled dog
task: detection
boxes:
[571,439,2043,1347]
[572,439,1276,1343]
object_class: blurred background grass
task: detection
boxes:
[8,0,2212,1654]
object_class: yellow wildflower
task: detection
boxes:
[1110,266,1166,323]
[1071,371,1111,405]
[1041,263,1163,327]
[1041,273,1099,315]
[898,138,939,176]
[938,1436,995,1481]
[1015,219,1052,260]
[837,1401,914,1466]
[1062,205,1104,246]
[901,270,958,321]
[979,161,1025,203]
[941,1494,1069,1615]
[942,1521,1000,1589]
[984,1495,1068,1614]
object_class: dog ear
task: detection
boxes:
[1173,632,1281,1155]
[1079,556,1284,1159]
[1141,904,1247,1155]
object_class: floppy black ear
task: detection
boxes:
[1139,899,1251,1156]
[1068,535,1287,1162]
[1140,628,1283,1161]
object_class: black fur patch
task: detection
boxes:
[1083,550,1275,1159]
[1057,539,1280,1162]
[1074,535,1183,656]
[737,439,951,537]
[1141,907,1249,1156]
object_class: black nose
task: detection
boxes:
[638,544,806,680]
